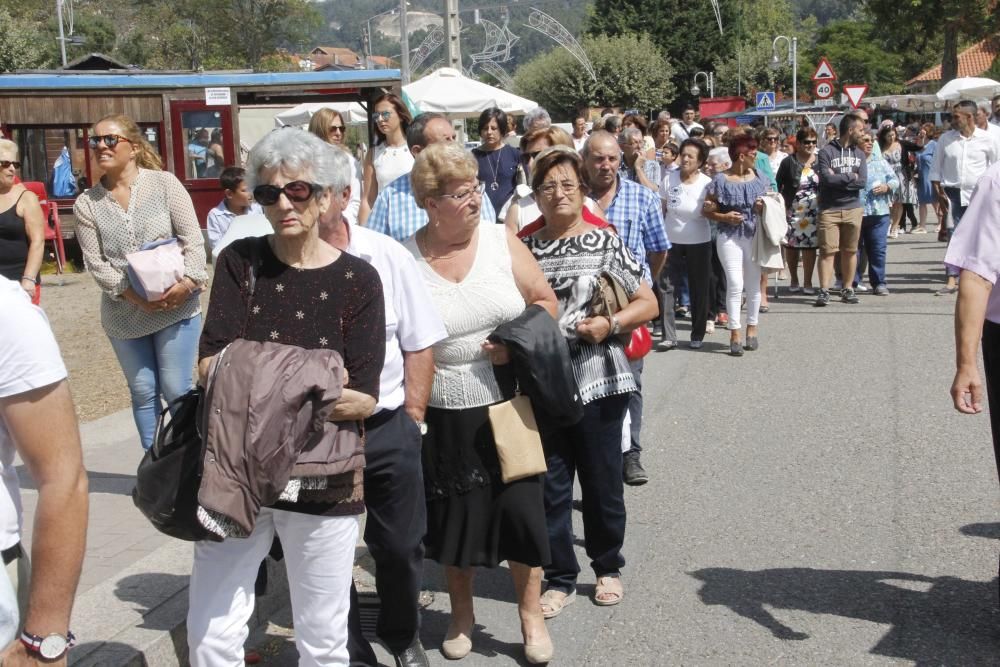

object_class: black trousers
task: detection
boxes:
[348,407,427,663]
[668,241,712,341]
[542,393,630,593]
[709,238,727,318]
[983,321,1000,483]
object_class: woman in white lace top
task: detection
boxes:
[404,142,558,664]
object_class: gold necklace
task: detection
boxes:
[418,229,470,261]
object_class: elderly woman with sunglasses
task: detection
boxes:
[190,128,385,667]
[74,114,207,450]
[308,108,362,224]
[0,139,45,304]
[521,146,657,619]
[404,141,558,664]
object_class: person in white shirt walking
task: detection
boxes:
[931,100,1000,295]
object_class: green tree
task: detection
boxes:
[513,33,674,118]
[864,0,997,83]
[812,20,904,95]
[0,8,51,71]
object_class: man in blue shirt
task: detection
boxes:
[583,131,668,486]
[366,113,496,241]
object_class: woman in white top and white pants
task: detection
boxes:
[660,138,714,348]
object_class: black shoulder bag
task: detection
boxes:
[132,238,263,541]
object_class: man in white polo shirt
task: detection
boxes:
[319,146,447,667]
[0,276,88,663]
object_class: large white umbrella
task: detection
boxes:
[403,67,538,119]
[935,77,1000,101]
[865,94,942,113]
[273,102,369,128]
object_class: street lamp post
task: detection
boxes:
[366,8,399,69]
[691,71,714,98]
[771,35,798,113]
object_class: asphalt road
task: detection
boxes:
[256,232,1000,665]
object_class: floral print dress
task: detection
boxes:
[784,165,819,249]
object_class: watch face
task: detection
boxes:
[39,634,67,659]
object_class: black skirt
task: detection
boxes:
[422,404,550,569]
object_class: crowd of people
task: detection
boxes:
[0,91,998,667]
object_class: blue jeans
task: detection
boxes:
[856,215,890,288]
[109,314,201,449]
[944,187,967,277]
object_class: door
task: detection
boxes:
[169,100,235,227]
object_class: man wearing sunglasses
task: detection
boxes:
[319,145,447,667]
[365,113,496,242]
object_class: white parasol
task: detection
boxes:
[935,77,1000,101]
[402,67,538,119]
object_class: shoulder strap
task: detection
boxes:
[239,237,264,338]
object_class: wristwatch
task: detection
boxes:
[609,315,621,336]
[21,630,76,660]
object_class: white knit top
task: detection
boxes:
[405,223,525,409]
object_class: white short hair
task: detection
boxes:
[707,146,731,168]
[0,139,17,157]
[246,128,350,192]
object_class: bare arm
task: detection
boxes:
[357,152,377,226]
[647,250,667,282]
[0,381,88,642]
[576,281,659,344]
[18,192,45,293]
[402,348,435,423]
[951,269,993,413]
[330,389,376,421]
[504,200,522,233]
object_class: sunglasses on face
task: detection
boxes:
[801,140,817,145]
[329,125,345,133]
[252,180,321,206]
[0,160,21,169]
[88,134,131,149]
[373,111,393,122]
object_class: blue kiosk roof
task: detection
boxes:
[0,69,402,91]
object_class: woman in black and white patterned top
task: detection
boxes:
[74,114,207,450]
[520,147,658,617]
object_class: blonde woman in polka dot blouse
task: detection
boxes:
[74,114,207,450]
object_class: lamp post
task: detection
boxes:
[691,71,714,98]
[771,35,798,113]
[366,8,399,69]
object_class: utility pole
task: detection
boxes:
[57,0,68,68]
[399,0,410,85]
[443,0,463,140]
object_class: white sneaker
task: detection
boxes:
[856,284,870,292]
[705,320,715,334]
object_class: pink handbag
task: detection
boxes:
[126,238,185,301]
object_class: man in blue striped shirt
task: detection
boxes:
[583,131,669,486]
[366,113,497,241]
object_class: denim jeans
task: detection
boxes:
[944,187,968,277]
[108,314,201,449]
[856,215,890,288]
[541,393,630,594]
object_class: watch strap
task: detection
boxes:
[20,630,75,657]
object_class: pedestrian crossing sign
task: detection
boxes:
[755,91,776,111]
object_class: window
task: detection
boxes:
[180,111,228,180]
[11,127,86,198]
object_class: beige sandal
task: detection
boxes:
[593,576,624,606]
[540,589,576,619]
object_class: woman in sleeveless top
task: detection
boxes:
[359,93,413,225]
[404,142,558,664]
[0,139,45,303]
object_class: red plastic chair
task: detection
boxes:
[20,182,66,277]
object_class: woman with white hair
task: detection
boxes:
[190,128,386,666]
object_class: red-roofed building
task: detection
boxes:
[906,39,999,93]
[309,47,362,70]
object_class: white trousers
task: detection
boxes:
[716,233,762,331]
[187,508,359,667]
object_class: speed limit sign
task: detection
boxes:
[814,81,834,99]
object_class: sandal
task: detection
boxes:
[540,589,575,619]
[593,576,624,607]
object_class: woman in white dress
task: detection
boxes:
[358,93,413,225]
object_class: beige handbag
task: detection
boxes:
[488,395,547,483]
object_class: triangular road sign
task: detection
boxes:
[843,84,869,109]
[812,57,837,81]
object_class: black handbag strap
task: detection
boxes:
[240,237,264,338]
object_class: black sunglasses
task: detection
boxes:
[88,134,131,149]
[801,140,817,145]
[329,125,345,133]
[0,160,21,169]
[253,181,322,206]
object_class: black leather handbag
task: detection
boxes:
[131,389,216,542]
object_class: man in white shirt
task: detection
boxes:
[0,277,88,663]
[319,147,447,667]
[572,115,589,152]
[670,106,704,143]
[931,100,1000,294]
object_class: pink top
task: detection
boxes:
[945,161,1000,324]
